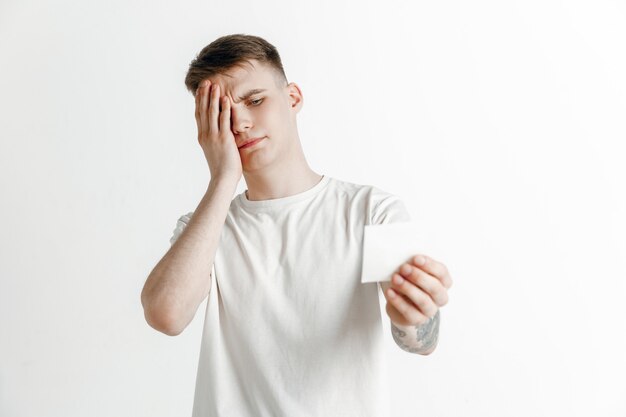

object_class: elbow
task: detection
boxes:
[145,310,184,336]
[141,292,184,337]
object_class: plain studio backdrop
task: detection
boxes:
[1,0,624,416]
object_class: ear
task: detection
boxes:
[286,82,303,113]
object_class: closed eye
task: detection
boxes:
[248,98,263,106]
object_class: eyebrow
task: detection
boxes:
[236,88,267,102]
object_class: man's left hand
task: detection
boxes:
[381,255,453,327]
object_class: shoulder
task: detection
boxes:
[328,177,411,225]
[369,186,411,225]
[327,176,388,201]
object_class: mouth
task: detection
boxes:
[238,137,265,149]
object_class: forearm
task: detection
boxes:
[141,177,238,335]
[390,310,440,355]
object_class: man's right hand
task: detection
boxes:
[195,80,242,182]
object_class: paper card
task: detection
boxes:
[361,221,427,283]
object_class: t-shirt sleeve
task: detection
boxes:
[368,189,412,296]
[169,211,195,246]
[370,190,412,226]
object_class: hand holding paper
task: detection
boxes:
[361,221,453,327]
[361,222,428,283]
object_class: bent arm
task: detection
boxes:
[141,177,237,336]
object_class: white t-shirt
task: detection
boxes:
[170,174,411,417]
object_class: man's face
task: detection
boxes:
[207,59,303,173]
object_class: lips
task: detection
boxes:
[238,137,265,149]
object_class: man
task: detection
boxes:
[141,34,453,417]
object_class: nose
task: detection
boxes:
[230,104,252,134]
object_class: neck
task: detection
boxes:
[243,148,322,201]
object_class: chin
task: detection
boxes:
[242,150,274,172]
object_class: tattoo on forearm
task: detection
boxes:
[391,310,440,354]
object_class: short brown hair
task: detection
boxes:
[184,34,289,97]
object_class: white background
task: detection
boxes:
[1,0,625,416]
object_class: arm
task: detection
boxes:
[140,176,238,336]
[383,254,452,355]
[390,311,440,355]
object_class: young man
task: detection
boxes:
[141,34,453,416]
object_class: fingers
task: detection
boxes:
[384,255,453,326]
[399,264,449,307]
[196,81,231,138]
[195,80,211,136]
[195,82,202,132]
[385,287,431,326]
[208,83,220,134]
[220,94,231,132]
[411,255,453,289]
[390,273,439,318]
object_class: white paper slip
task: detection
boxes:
[361,221,428,283]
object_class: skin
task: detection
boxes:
[381,254,453,354]
[196,58,322,201]
[196,62,454,353]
